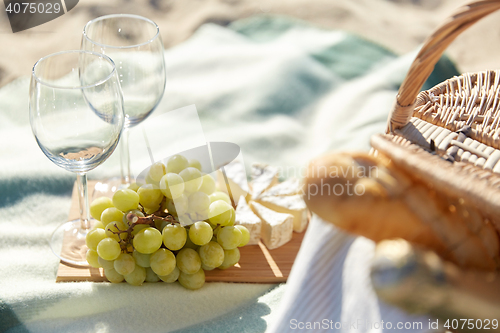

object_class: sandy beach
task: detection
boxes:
[1,0,500,88]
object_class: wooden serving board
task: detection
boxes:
[56,181,306,283]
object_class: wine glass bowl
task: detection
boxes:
[82,14,166,128]
[31,52,123,173]
[30,50,124,265]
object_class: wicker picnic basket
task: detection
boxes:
[304,0,500,272]
[371,0,500,267]
[303,0,500,321]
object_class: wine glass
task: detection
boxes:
[30,50,124,266]
[82,14,166,193]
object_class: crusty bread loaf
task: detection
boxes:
[303,152,499,271]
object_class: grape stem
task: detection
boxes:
[134,214,176,225]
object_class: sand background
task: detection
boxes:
[1,0,500,88]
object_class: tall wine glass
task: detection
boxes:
[82,14,166,192]
[30,50,124,266]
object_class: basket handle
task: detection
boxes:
[387,0,500,133]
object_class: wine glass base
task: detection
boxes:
[51,219,96,266]
[92,177,131,199]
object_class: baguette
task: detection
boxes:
[303,152,499,270]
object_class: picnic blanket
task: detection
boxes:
[0,15,458,333]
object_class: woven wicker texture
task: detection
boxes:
[303,0,500,272]
[388,0,500,132]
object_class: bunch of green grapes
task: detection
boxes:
[85,154,249,290]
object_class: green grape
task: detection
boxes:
[133,227,162,254]
[144,205,159,215]
[183,233,199,250]
[133,250,151,268]
[158,266,179,283]
[148,162,166,183]
[160,173,185,199]
[188,221,213,246]
[101,207,125,225]
[104,267,124,283]
[85,228,107,251]
[227,208,235,226]
[187,191,210,213]
[178,214,194,226]
[97,238,121,261]
[145,267,160,282]
[199,174,216,195]
[112,189,140,212]
[145,173,157,186]
[105,221,128,242]
[223,207,235,227]
[154,218,163,230]
[160,220,170,231]
[219,248,240,270]
[194,208,209,221]
[166,194,188,215]
[235,225,250,247]
[166,154,189,173]
[162,224,187,251]
[86,249,100,268]
[208,191,231,205]
[98,256,115,270]
[150,248,176,276]
[127,182,140,192]
[179,167,202,194]
[131,223,149,236]
[201,263,215,271]
[188,159,202,171]
[90,197,114,221]
[137,184,163,208]
[217,226,242,250]
[159,199,169,213]
[208,200,234,226]
[123,209,145,227]
[178,268,205,290]
[154,219,170,231]
[176,248,201,274]
[198,241,224,268]
[113,253,136,275]
[124,265,146,286]
[186,211,206,224]
[213,226,222,238]
[93,221,105,229]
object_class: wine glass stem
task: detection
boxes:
[120,128,132,185]
[77,173,90,230]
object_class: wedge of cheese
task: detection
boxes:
[234,196,261,245]
[250,201,293,249]
[259,177,302,198]
[250,163,279,200]
[216,161,250,205]
[256,194,308,233]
